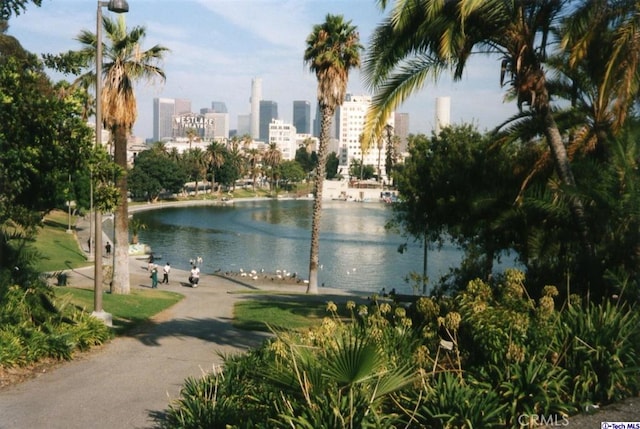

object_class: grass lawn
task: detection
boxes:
[233,297,353,332]
[32,210,90,272]
[55,287,184,334]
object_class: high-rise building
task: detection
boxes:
[174,98,192,115]
[250,78,262,139]
[336,94,394,179]
[293,100,311,134]
[269,119,297,161]
[210,101,227,113]
[313,102,338,140]
[153,97,193,141]
[259,100,278,142]
[153,98,175,142]
[393,112,410,153]
[237,114,251,136]
[435,96,451,135]
[200,108,229,140]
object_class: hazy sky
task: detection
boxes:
[8,0,517,140]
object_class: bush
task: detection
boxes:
[552,300,640,406]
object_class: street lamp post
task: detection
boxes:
[92,0,129,326]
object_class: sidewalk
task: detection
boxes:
[0,215,360,428]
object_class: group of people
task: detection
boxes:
[147,253,201,289]
[148,253,172,289]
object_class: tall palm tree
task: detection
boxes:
[304,14,362,294]
[263,142,282,191]
[364,0,593,265]
[245,147,261,192]
[75,15,168,294]
[205,141,226,194]
[183,148,207,196]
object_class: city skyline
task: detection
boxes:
[8,0,517,140]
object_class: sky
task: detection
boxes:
[8,0,517,140]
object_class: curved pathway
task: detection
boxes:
[0,259,273,428]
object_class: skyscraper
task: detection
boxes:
[259,100,278,142]
[211,101,227,113]
[393,112,410,153]
[153,97,193,142]
[250,78,262,139]
[153,98,175,142]
[435,96,451,135]
[293,100,311,134]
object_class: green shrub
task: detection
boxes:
[495,356,575,427]
[552,300,640,405]
[414,371,506,428]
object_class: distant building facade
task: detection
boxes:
[153,97,192,142]
[336,94,394,180]
[259,100,278,142]
[268,119,297,161]
[293,100,311,134]
[393,112,410,153]
[250,78,262,139]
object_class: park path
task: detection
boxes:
[0,257,274,429]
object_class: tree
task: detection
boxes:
[244,147,261,192]
[304,14,362,294]
[205,141,226,194]
[326,152,340,179]
[263,142,282,191]
[364,0,594,279]
[128,149,186,201]
[1,0,42,19]
[278,160,306,191]
[71,15,169,294]
[389,125,523,294]
[182,148,207,196]
[0,28,95,329]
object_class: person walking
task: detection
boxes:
[189,265,200,287]
[162,262,171,284]
[105,242,112,256]
[150,264,159,288]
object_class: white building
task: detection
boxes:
[250,78,262,140]
[435,96,451,135]
[336,94,394,180]
[268,119,297,161]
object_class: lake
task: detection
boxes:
[131,199,465,295]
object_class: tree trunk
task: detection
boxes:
[112,124,130,294]
[540,106,595,294]
[307,104,334,294]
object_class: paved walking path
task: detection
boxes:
[0,211,357,429]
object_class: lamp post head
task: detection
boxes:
[107,0,129,13]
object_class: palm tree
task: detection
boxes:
[559,0,640,158]
[74,14,168,294]
[183,148,207,196]
[304,14,362,294]
[245,147,261,192]
[205,141,226,194]
[263,142,282,191]
[364,0,593,266]
[185,127,198,150]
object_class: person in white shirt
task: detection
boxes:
[162,262,171,284]
[189,265,200,287]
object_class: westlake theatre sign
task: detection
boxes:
[173,114,216,138]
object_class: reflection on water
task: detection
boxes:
[130,199,464,295]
